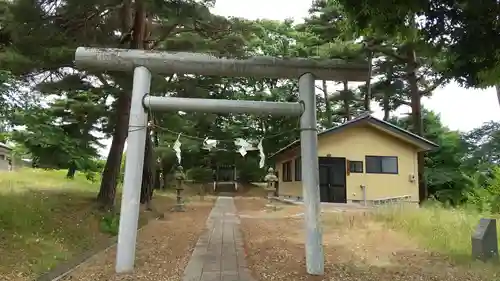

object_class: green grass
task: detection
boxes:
[0,168,98,193]
[0,168,109,279]
[374,202,500,262]
[0,168,195,279]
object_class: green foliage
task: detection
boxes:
[388,109,500,208]
[389,111,467,204]
[118,153,126,185]
[463,121,500,166]
[0,0,498,212]
[331,0,500,87]
[3,0,500,278]
[99,211,119,236]
[466,168,500,213]
[236,156,266,183]
[9,106,101,171]
[187,167,213,183]
[83,159,105,183]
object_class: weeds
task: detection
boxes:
[369,167,500,261]
[0,168,199,279]
[0,168,107,278]
[99,212,120,235]
[373,202,499,261]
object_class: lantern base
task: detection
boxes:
[266,191,275,203]
[172,204,186,212]
[265,203,283,212]
[173,188,185,212]
[264,187,276,193]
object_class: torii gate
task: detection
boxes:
[74,47,368,276]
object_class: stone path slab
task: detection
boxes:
[182,197,255,281]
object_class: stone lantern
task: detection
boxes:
[264,167,278,209]
[173,166,186,212]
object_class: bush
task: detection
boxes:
[236,157,266,182]
[187,167,213,183]
[99,212,119,236]
[466,167,500,213]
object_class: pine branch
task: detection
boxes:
[419,77,446,96]
[364,42,407,62]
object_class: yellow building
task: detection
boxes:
[270,114,438,205]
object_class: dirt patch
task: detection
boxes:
[234,197,303,218]
[235,198,498,281]
[58,198,214,281]
[235,184,269,197]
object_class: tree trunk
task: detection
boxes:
[130,0,146,50]
[383,65,393,121]
[96,0,146,210]
[343,81,351,121]
[162,159,170,190]
[363,51,373,112]
[154,163,161,190]
[66,162,77,179]
[140,127,154,210]
[131,4,154,209]
[97,93,130,209]
[153,122,161,190]
[406,46,427,204]
[321,80,333,127]
[383,92,390,121]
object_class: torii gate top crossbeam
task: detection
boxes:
[74,47,369,81]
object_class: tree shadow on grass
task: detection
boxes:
[0,188,109,279]
[0,187,183,280]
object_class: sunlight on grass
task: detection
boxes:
[0,168,98,194]
[0,168,106,279]
[373,203,500,260]
[0,168,212,279]
[314,204,500,279]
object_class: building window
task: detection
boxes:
[349,160,363,173]
[294,157,301,181]
[0,155,4,160]
[282,161,292,182]
[365,156,398,174]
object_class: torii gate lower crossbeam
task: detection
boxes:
[74,47,369,277]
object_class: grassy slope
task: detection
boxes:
[0,168,212,280]
[374,203,500,262]
[0,168,111,279]
[246,187,499,264]
[236,197,500,279]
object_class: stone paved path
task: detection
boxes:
[182,197,255,281]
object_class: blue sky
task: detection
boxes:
[98,0,499,156]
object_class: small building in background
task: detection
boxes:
[270,114,438,206]
[0,142,12,171]
[212,163,238,193]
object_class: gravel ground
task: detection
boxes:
[234,198,499,281]
[58,198,214,281]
